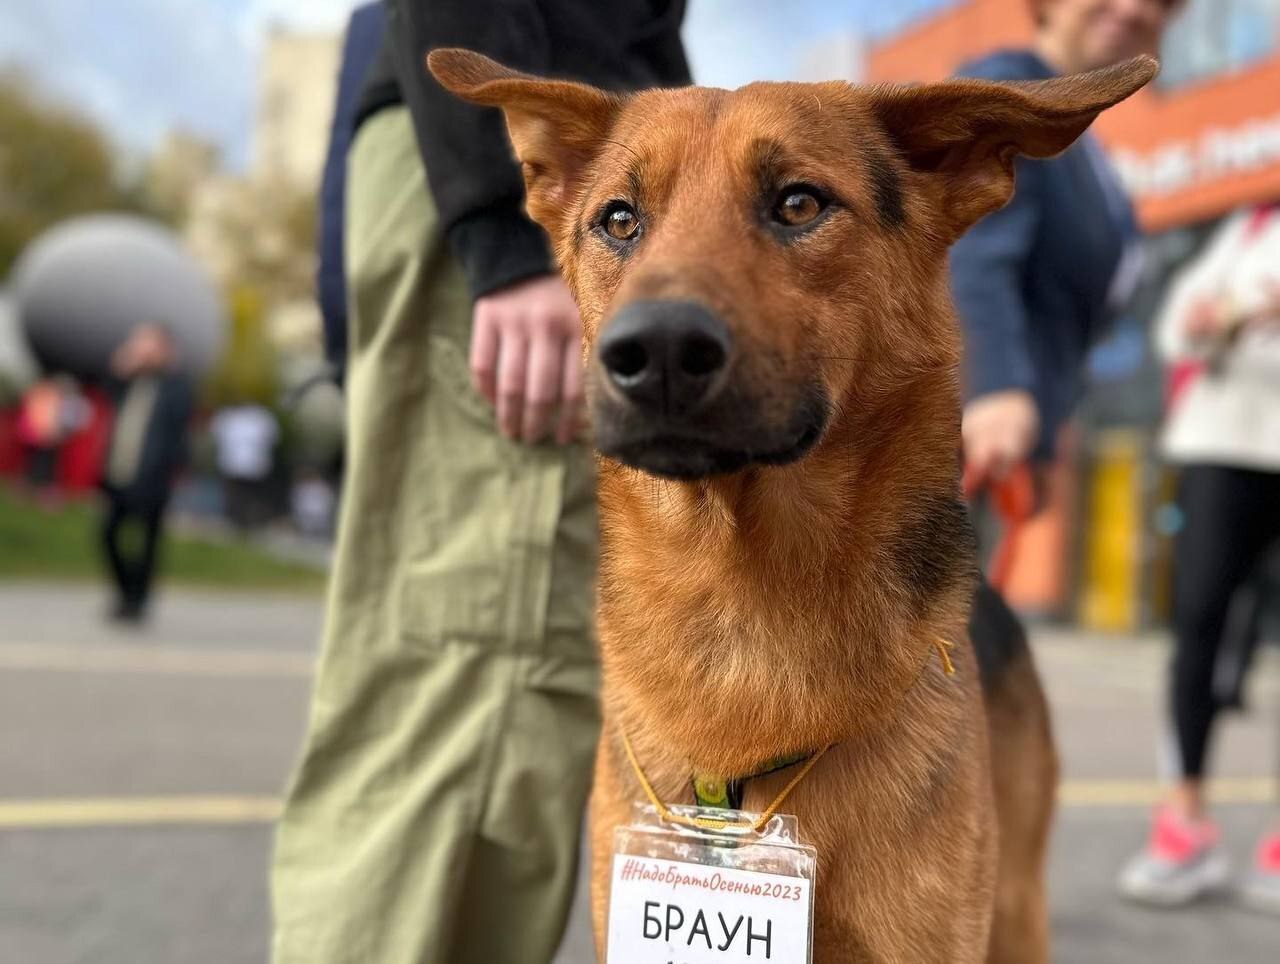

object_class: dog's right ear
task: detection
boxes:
[428,48,620,242]
[867,55,1157,243]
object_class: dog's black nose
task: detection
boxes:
[596,300,731,414]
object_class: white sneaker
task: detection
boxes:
[1238,833,1280,916]
[1117,805,1231,907]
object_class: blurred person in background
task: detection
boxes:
[953,0,1182,496]
[15,376,88,502]
[271,4,690,963]
[15,380,61,492]
[1118,202,1280,911]
[210,402,279,530]
[99,323,193,623]
[950,0,1182,812]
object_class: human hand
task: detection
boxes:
[470,274,584,445]
[962,390,1039,486]
[1183,298,1227,340]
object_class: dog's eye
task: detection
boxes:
[773,187,826,227]
[602,202,640,241]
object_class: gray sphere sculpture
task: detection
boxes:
[11,214,226,379]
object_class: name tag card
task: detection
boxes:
[607,805,816,964]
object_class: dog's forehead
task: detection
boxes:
[585,83,904,232]
[603,82,877,183]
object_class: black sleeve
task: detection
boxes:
[386,0,557,299]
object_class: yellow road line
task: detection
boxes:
[1058,777,1274,808]
[0,780,1272,830]
[0,796,282,829]
[0,642,313,678]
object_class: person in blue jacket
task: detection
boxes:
[950,0,1182,908]
[955,0,1181,695]
[953,0,1181,484]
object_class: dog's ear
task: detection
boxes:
[867,55,1156,241]
[428,48,619,241]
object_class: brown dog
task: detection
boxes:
[431,50,1155,962]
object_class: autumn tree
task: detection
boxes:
[0,71,157,276]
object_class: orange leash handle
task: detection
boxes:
[963,462,1036,594]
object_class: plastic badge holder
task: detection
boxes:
[606,803,817,963]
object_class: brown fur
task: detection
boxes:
[986,646,1059,964]
[430,49,1155,962]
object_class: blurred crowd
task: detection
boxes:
[7,364,334,511]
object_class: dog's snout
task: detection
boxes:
[597,300,731,414]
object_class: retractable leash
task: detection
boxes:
[964,461,1036,594]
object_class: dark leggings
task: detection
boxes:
[102,497,166,610]
[1170,464,1280,779]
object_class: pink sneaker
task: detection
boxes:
[1117,805,1230,906]
[1240,832,1280,915]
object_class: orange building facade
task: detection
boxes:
[867,0,1280,232]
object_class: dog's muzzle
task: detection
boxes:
[591,299,828,479]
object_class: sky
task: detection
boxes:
[0,0,954,171]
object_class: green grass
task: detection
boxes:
[0,486,325,592]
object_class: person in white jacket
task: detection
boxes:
[1119,203,1280,911]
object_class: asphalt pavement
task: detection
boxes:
[0,583,1276,963]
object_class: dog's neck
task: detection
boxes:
[596,366,975,775]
